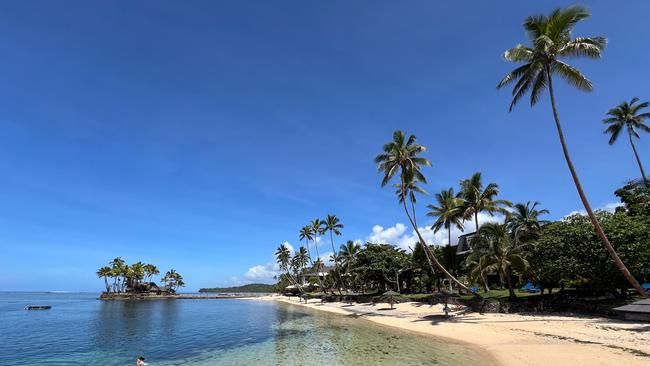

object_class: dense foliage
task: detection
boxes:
[531,205,650,294]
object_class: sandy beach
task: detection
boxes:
[252,295,650,366]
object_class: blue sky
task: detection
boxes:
[1,1,649,292]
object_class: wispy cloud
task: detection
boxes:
[564,202,623,218]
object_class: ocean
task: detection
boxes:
[0,292,487,365]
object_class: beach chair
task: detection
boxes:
[519,282,534,292]
[642,283,650,293]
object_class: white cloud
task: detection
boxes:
[243,263,278,283]
[365,213,503,251]
[281,241,294,254]
[564,202,623,218]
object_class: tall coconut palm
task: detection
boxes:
[427,188,465,247]
[459,172,512,233]
[394,169,427,226]
[505,201,550,241]
[603,97,650,188]
[298,226,314,264]
[323,214,344,290]
[309,219,325,272]
[497,5,646,297]
[375,130,474,294]
[275,244,291,273]
[97,266,112,293]
[471,223,530,300]
[293,246,310,283]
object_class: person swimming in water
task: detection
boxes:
[136,356,146,366]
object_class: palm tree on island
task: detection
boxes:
[375,130,474,294]
[97,266,112,293]
[497,5,647,296]
[459,172,511,233]
[603,97,650,188]
[427,187,465,247]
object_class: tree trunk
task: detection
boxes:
[629,130,649,188]
[329,231,343,294]
[546,67,647,298]
[400,175,478,297]
[312,236,325,293]
[481,272,490,292]
[505,268,516,301]
[474,212,479,233]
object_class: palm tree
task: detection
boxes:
[470,223,530,300]
[339,240,361,272]
[375,130,474,294]
[298,226,314,264]
[497,5,646,297]
[323,214,344,290]
[97,266,112,293]
[603,97,650,188]
[131,262,146,291]
[275,244,291,273]
[293,246,310,283]
[394,169,427,226]
[427,188,465,247]
[309,219,325,275]
[143,264,159,283]
[109,257,125,292]
[464,254,491,292]
[459,172,511,232]
[505,201,550,241]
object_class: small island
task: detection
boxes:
[97,257,185,300]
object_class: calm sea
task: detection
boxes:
[0,292,489,365]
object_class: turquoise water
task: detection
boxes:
[0,293,490,365]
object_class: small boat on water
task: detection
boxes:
[26,306,51,310]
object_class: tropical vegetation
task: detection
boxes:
[96,258,184,294]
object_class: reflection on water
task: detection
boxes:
[0,293,492,365]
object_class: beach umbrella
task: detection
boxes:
[382,290,400,309]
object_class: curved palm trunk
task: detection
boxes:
[474,211,479,233]
[103,277,110,293]
[504,267,516,301]
[401,177,477,296]
[329,232,343,294]
[629,130,649,188]
[312,237,325,293]
[547,68,647,298]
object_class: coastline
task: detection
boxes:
[251,294,650,366]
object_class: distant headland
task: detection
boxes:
[199,283,275,293]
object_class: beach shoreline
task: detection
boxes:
[250,294,649,366]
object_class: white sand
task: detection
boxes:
[252,295,650,366]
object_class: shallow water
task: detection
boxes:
[0,292,489,365]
